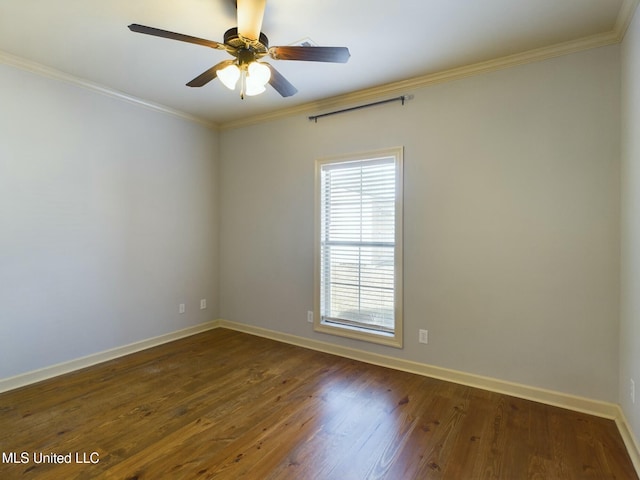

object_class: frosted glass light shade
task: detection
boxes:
[248,62,271,86]
[244,82,266,96]
[244,62,270,96]
[218,64,240,90]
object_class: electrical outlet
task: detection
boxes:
[632,379,636,404]
[419,329,428,344]
[200,299,207,310]
[179,303,185,314]
[307,311,314,323]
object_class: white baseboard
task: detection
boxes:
[0,320,220,393]
[616,407,640,475]
[217,319,618,417]
[2,317,637,477]
[217,319,640,476]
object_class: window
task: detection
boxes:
[314,147,403,347]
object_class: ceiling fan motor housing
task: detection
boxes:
[224,27,269,51]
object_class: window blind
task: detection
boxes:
[320,157,396,333]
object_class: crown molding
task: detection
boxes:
[616,0,640,41]
[0,50,219,131]
[221,0,640,130]
[221,30,622,130]
[2,0,637,132]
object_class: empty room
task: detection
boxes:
[1,0,640,478]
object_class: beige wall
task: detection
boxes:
[219,45,621,402]
[0,33,626,411]
[0,64,220,378]
[621,6,640,449]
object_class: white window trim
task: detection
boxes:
[313,147,403,348]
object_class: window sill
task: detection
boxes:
[314,318,403,348]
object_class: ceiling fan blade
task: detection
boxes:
[265,63,298,97]
[269,46,350,63]
[187,60,236,87]
[236,0,266,42]
[128,24,224,50]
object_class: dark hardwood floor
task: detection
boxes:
[0,328,636,479]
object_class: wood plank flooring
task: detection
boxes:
[0,328,636,479]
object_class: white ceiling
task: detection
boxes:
[0,0,634,127]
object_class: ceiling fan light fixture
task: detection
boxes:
[218,64,241,90]
[128,0,350,99]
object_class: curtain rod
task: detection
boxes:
[308,95,408,123]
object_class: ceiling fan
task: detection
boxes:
[128,0,350,99]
